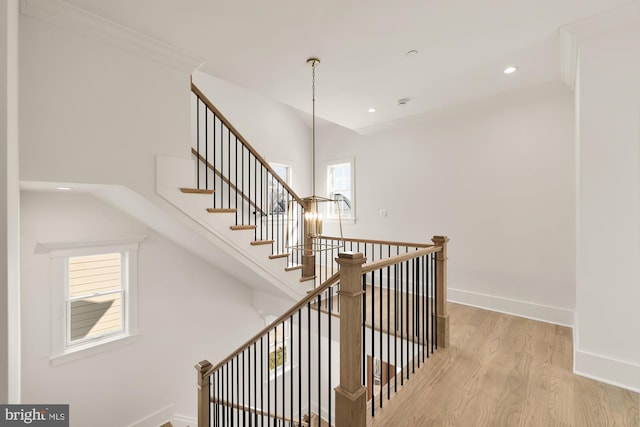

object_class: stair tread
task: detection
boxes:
[207,208,237,213]
[300,275,316,283]
[269,253,290,260]
[285,264,303,271]
[180,187,214,194]
[230,225,257,230]
[251,240,274,246]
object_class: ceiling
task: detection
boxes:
[62,0,632,132]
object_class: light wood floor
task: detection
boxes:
[367,302,639,427]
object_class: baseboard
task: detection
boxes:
[126,404,174,427]
[574,349,640,393]
[448,288,574,327]
[172,414,197,427]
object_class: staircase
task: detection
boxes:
[156,154,310,299]
[160,81,450,426]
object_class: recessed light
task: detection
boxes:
[368,108,376,113]
[397,98,410,106]
[504,66,518,74]
[56,187,72,191]
[406,49,418,56]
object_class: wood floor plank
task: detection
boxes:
[368,303,640,426]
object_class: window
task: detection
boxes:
[67,253,125,346]
[268,163,292,215]
[326,159,354,219]
[46,238,142,363]
[268,320,290,375]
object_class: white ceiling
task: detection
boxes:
[62,0,632,132]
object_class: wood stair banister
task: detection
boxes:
[191,82,303,205]
[201,271,340,378]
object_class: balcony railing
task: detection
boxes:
[196,236,449,426]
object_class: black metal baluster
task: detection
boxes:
[256,342,260,426]
[400,260,404,386]
[371,271,375,416]
[387,246,391,402]
[362,274,366,388]
[248,349,252,426]
[432,252,436,353]
[379,265,383,409]
[328,287,333,427]
[411,260,420,372]
[196,97,200,189]
[243,351,246,427]
[416,256,422,366]
[227,128,231,209]
[405,260,410,380]
[268,329,271,427]
[298,309,302,427]
[307,303,311,425]
[212,113,217,207]
[260,164,263,242]
[235,136,239,224]
[290,314,294,426]
[271,174,275,244]
[206,105,210,190]
[423,255,427,362]
[226,363,229,426]
[281,320,285,426]
[317,294,321,423]
[261,336,264,427]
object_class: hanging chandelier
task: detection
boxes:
[287,58,344,276]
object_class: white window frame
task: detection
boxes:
[325,157,356,223]
[44,237,144,364]
[268,162,293,216]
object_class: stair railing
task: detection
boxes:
[311,235,435,287]
[191,83,305,264]
[196,236,449,426]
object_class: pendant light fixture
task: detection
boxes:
[287,58,344,278]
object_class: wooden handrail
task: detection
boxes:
[211,398,309,426]
[191,83,303,205]
[319,235,435,249]
[203,271,341,378]
[191,147,266,216]
[362,246,441,274]
[204,245,442,378]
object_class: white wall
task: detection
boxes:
[1,0,20,404]
[192,70,311,198]
[20,191,265,426]
[575,20,640,391]
[19,13,192,201]
[316,93,576,326]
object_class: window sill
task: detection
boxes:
[50,333,141,366]
[324,217,356,225]
[268,363,293,381]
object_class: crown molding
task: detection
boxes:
[560,2,639,89]
[20,0,204,72]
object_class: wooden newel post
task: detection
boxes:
[195,360,212,427]
[432,236,450,348]
[335,252,367,427]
